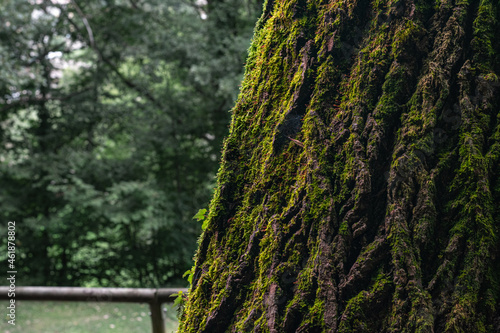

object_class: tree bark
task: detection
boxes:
[180,0,500,332]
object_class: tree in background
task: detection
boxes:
[0,0,261,287]
[181,0,500,331]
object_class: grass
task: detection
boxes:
[0,300,179,333]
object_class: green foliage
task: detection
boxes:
[193,208,209,231]
[172,289,189,319]
[0,0,261,287]
[193,209,208,222]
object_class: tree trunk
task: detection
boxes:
[180,0,500,331]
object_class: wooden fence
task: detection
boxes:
[0,286,188,333]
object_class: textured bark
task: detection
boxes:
[180,0,500,332]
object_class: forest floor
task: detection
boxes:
[0,300,179,332]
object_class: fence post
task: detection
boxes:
[150,290,165,333]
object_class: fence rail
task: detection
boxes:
[0,286,188,333]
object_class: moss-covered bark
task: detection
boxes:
[180,0,500,331]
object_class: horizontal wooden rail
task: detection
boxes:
[0,286,188,333]
[0,286,186,302]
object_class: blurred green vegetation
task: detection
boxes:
[0,301,179,332]
[0,0,261,287]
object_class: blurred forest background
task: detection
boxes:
[0,0,261,288]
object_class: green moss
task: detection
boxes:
[472,0,497,73]
[180,0,500,331]
[338,275,392,332]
